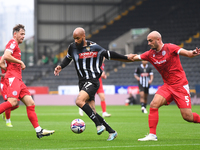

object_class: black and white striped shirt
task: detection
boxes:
[66,41,110,81]
[134,64,153,88]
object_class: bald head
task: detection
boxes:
[147,31,163,51]
[73,27,85,37]
[73,27,86,49]
[148,31,162,40]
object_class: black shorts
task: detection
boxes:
[139,84,149,94]
[79,78,100,101]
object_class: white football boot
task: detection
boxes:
[138,134,157,141]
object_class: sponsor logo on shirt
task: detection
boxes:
[154,60,166,64]
[79,51,98,59]
[141,73,149,77]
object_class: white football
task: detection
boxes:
[70,119,86,134]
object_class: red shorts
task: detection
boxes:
[96,77,104,94]
[5,77,31,99]
[1,82,8,100]
[156,83,191,108]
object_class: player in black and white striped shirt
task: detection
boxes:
[54,27,134,141]
[134,60,153,113]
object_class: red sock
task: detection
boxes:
[193,113,200,123]
[0,101,12,114]
[5,108,11,119]
[26,105,39,128]
[148,108,159,135]
[101,101,106,113]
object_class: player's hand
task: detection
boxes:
[20,61,26,70]
[54,65,62,76]
[0,61,6,71]
[192,47,200,56]
[101,71,107,79]
[127,54,137,61]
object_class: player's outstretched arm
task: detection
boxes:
[126,54,137,62]
[179,47,200,58]
[132,54,141,61]
[103,51,137,62]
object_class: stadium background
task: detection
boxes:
[1,0,200,105]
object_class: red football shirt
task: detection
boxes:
[139,43,188,86]
[0,56,6,83]
[4,39,22,79]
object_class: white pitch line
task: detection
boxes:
[8,143,200,150]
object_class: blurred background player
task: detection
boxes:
[0,56,20,127]
[79,62,111,117]
[134,60,153,113]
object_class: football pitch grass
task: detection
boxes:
[0,105,200,150]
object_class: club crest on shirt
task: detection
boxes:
[10,43,15,49]
[162,50,166,56]
[86,47,90,51]
[12,91,17,96]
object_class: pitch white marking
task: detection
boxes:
[10,143,200,150]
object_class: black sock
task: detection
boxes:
[81,103,101,126]
[96,113,115,133]
[141,102,145,107]
[144,103,147,108]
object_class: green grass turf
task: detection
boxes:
[0,105,200,150]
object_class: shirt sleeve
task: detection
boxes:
[134,67,139,76]
[60,45,73,69]
[167,43,182,55]
[60,56,72,69]
[102,50,127,60]
[5,40,16,54]
[139,51,150,61]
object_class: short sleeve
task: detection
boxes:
[140,51,150,61]
[66,44,73,59]
[167,43,182,54]
[5,40,16,54]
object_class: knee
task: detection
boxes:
[100,97,105,102]
[8,99,18,107]
[75,98,84,107]
[26,99,35,106]
[182,113,193,122]
[149,101,158,108]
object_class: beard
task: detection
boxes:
[76,39,84,50]
[151,41,159,50]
